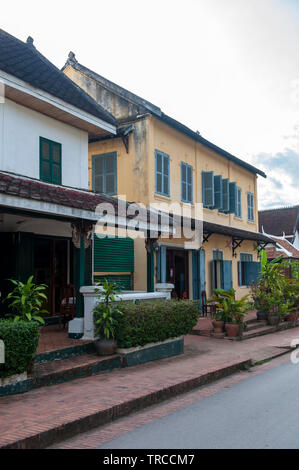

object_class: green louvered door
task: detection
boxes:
[93,236,134,290]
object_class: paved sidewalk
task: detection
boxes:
[0,327,298,449]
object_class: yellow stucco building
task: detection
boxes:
[63,53,271,300]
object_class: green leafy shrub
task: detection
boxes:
[4,276,48,325]
[0,320,40,378]
[112,300,199,349]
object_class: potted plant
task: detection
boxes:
[211,288,249,338]
[93,279,122,356]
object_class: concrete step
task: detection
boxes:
[245,321,267,332]
[241,325,278,340]
[0,353,122,397]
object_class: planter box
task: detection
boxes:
[117,336,184,367]
[0,371,27,388]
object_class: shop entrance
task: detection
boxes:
[166,248,189,299]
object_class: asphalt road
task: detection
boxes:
[100,359,299,449]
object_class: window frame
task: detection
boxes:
[155,150,170,197]
[236,186,242,218]
[247,192,255,222]
[239,252,253,286]
[181,161,193,204]
[39,137,62,185]
[92,152,117,196]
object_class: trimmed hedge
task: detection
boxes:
[114,300,200,349]
[0,320,40,378]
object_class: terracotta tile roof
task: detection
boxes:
[265,236,299,259]
[0,171,120,214]
[259,206,299,237]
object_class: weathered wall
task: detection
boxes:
[0,99,89,189]
[63,65,145,121]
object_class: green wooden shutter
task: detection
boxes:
[229,182,237,214]
[40,137,61,184]
[202,171,214,208]
[93,236,134,272]
[214,175,223,210]
[92,153,117,195]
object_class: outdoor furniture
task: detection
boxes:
[201,290,217,317]
[59,284,76,328]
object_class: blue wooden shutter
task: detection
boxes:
[181,163,193,203]
[247,192,254,221]
[220,260,233,290]
[192,249,205,304]
[238,261,242,286]
[202,171,214,208]
[236,187,242,217]
[156,151,169,196]
[221,178,229,212]
[229,182,237,214]
[244,261,260,285]
[211,261,216,291]
[157,245,166,283]
[192,250,199,299]
[181,163,187,202]
[214,175,223,209]
[155,151,163,194]
[163,154,170,196]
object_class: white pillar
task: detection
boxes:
[155,283,174,300]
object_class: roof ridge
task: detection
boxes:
[63,54,162,116]
[0,29,116,125]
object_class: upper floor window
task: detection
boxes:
[202,171,214,208]
[40,137,61,184]
[181,162,193,203]
[247,192,254,221]
[236,187,242,218]
[212,249,224,261]
[155,150,169,197]
[92,152,117,195]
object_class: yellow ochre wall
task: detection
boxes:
[88,114,260,298]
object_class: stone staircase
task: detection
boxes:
[192,314,299,341]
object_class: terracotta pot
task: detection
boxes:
[256,311,267,321]
[267,315,280,326]
[225,323,240,338]
[94,338,117,356]
[212,320,225,333]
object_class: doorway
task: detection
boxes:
[34,238,71,316]
[166,248,189,299]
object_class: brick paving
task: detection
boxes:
[1,327,298,449]
[37,325,92,354]
[51,354,290,449]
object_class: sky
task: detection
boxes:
[1,0,299,209]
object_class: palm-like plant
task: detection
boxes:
[4,276,47,325]
[211,288,250,324]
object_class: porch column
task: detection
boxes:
[68,222,93,339]
[146,237,155,293]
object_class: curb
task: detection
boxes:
[0,358,251,449]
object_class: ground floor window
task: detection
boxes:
[238,253,262,287]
